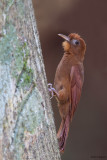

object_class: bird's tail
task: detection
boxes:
[57,114,71,152]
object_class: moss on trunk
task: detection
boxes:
[0,0,61,160]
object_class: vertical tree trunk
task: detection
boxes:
[0,0,61,159]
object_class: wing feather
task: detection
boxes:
[70,65,84,115]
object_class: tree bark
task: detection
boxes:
[0,0,61,160]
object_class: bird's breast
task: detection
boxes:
[54,57,72,92]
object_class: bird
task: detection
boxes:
[48,33,86,152]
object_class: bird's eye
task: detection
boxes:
[72,39,80,46]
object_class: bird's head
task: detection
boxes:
[58,33,86,61]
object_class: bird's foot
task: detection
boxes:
[48,83,57,99]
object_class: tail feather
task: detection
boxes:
[57,119,64,139]
[57,114,70,152]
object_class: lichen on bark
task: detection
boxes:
[0,0,61,160]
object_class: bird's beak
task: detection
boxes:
[58,34,70,42]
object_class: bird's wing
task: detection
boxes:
[70,64,84,115]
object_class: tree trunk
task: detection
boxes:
[0,0,61,159]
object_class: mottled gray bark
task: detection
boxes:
[0,0,61,160]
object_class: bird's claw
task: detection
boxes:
[48,83,56,99]
[48,83,53,88]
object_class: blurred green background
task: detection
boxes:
[33,0,107,159]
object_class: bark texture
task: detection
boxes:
[0,0,61,160]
